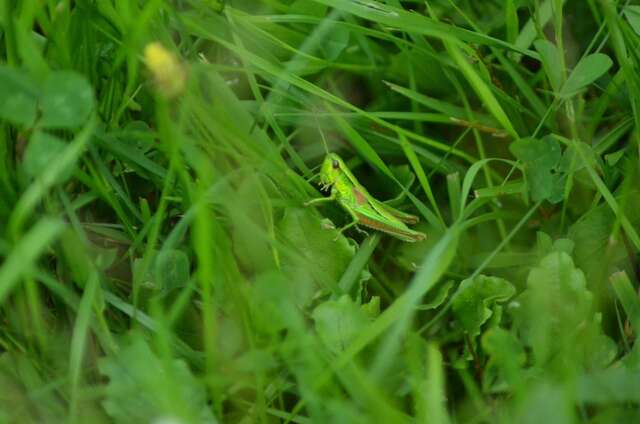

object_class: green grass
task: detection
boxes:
[1,0,640,422]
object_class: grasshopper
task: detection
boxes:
[305,153,426,242]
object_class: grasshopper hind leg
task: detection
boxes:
[334,217,358,241]
[333,207,369,240]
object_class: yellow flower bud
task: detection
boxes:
[143,42,187,98]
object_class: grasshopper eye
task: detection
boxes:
[332,160,339,169]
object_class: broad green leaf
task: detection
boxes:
[0,66,39,126]
[312,295,371,354]
[417,280,454,311]
[515,0,566,56]
[622,343,640,369]
[279,208,355,305]
[577,368,640,403]
[39,71,95,129]
[58,231,91,288]
[568,191,640,286]
[559,54,612,99]
[247,272,291,335]
[99,336,216,423]
[452,275,515,338]
[534,39,563,92]
[509,136,565,203]
[229,175,279,275]
[361,295,380,319]
[512,251,617,369]
[22,131,69,182]
[154,249,190,291]
[234,349,278,374]
[515,383,575,424]
[559,142,601,173]
[536,232,574,259]
[482,327,525,389]
[623,5,640,36]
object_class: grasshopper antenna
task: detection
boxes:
[313,110,330,155]
[306,172,321,183]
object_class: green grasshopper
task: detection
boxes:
[305,153,426,242]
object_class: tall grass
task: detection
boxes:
[0,1,639,422]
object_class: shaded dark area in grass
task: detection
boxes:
[0,0,640,422]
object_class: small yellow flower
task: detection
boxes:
[143,42,187,98]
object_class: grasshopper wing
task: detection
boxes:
[350,206,426,242]
[341,187,426,242]
[372,199,420,224]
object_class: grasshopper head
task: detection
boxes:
[318,153,345,191]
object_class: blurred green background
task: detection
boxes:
[0,0,640,423]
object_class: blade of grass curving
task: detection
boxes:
[94,130,167,180]
[184,22,476,163]
[225,9,311,176]
[0,218,65,305]
[384,80,495,126]
[610,271,640,335]
[601,0,640,147]
[399,133,445,225]
[68,270,99,421]
[337,234,380,295]
[8,116,97,239]
[424,343,451,424]
[330,107,394,178]
[442,40,518,139]
[555,135,640,251]
[313,0,537,57]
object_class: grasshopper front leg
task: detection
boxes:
[304,191,335,207]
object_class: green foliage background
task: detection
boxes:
[0,0,640,422]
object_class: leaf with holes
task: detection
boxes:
[510,136,565,203]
